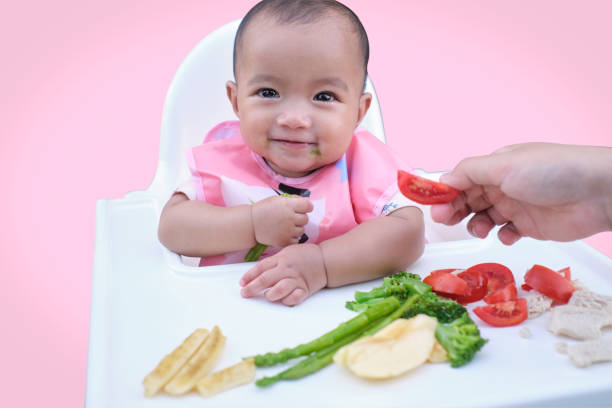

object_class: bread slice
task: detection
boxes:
[164,325,226,395]
[143,328,209,397]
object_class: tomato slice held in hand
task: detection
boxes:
[465,263,515,292]
[524,264,575,304]
[473,298,528,327]
[423,270,468,296]
[483,283,517,304]
[397,170,460,205]
[446,269,489,304]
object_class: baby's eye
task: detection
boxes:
[257,88,279,98]
[314,92,336,102]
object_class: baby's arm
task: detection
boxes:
[158,193,255,257]
[320,206,425,287]
[158,193,313,257]
[239,206,424,305]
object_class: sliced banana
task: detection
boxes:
[334,315,437,379]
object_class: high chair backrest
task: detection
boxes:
[149,19,386,200]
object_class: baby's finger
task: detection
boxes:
[240,265,286,298]
[293,213,309,227]
[292,197,314,214]
[281,287,308,306]
[264,278,298,302]
[239,257,277,287]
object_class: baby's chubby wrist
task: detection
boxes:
[299,243,328,293]
[248,204,259,246]
[316,244,329,289]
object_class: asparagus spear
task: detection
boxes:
[244,193,295,262]
[255,314,387,387]
[255,294,419,387]
[253,296,400,367]
[244,243,267,262]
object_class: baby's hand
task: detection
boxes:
[251,195,313,247]
[239,244,327,306]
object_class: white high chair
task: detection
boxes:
[86,19,612,408]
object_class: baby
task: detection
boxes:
[158,0,425,306]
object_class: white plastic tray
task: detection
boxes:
[86,193,612,408]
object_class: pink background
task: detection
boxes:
[2,1,611,406]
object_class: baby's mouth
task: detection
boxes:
[271,138,315,150]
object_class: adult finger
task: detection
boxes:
[440,154,508,191]
[264,278,297,302]
[498,222,521,245]
[281,287,308,306]
[486,206,508,226]
[462,186,494,214]
[467,212,494,238]
[239,256,277,287]
[430,203,455,224]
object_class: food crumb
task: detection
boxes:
[519,327,532,339]
[555,342,568,354]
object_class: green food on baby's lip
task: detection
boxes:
[309,147,321,156]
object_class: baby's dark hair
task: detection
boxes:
[233,0,369,84]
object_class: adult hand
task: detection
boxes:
[251,195,313,247]
[431,143,612,244]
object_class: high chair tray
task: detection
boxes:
[86,194,612,408]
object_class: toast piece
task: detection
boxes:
[143,328,209,397]
[164,325,226,395]
[196,358,256,397]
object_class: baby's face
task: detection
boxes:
[227,14,371,178]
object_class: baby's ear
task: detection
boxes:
[226,81,240,117]
[356,92,372,125]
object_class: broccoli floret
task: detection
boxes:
[353,271,431,304]
[403,291,466,323]
[435,312,488,367]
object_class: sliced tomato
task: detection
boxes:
[483,283,517,304]
[423,270,468,295]
[465,262,515,292]
[524,264,575,304]
[445,269,489,304]
[428,268,461,276]
[473,298,528,327]
[397,170,460,205]
[521,283,532,291]
[558,267,571,281]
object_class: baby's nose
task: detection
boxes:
[276,109,312,129]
